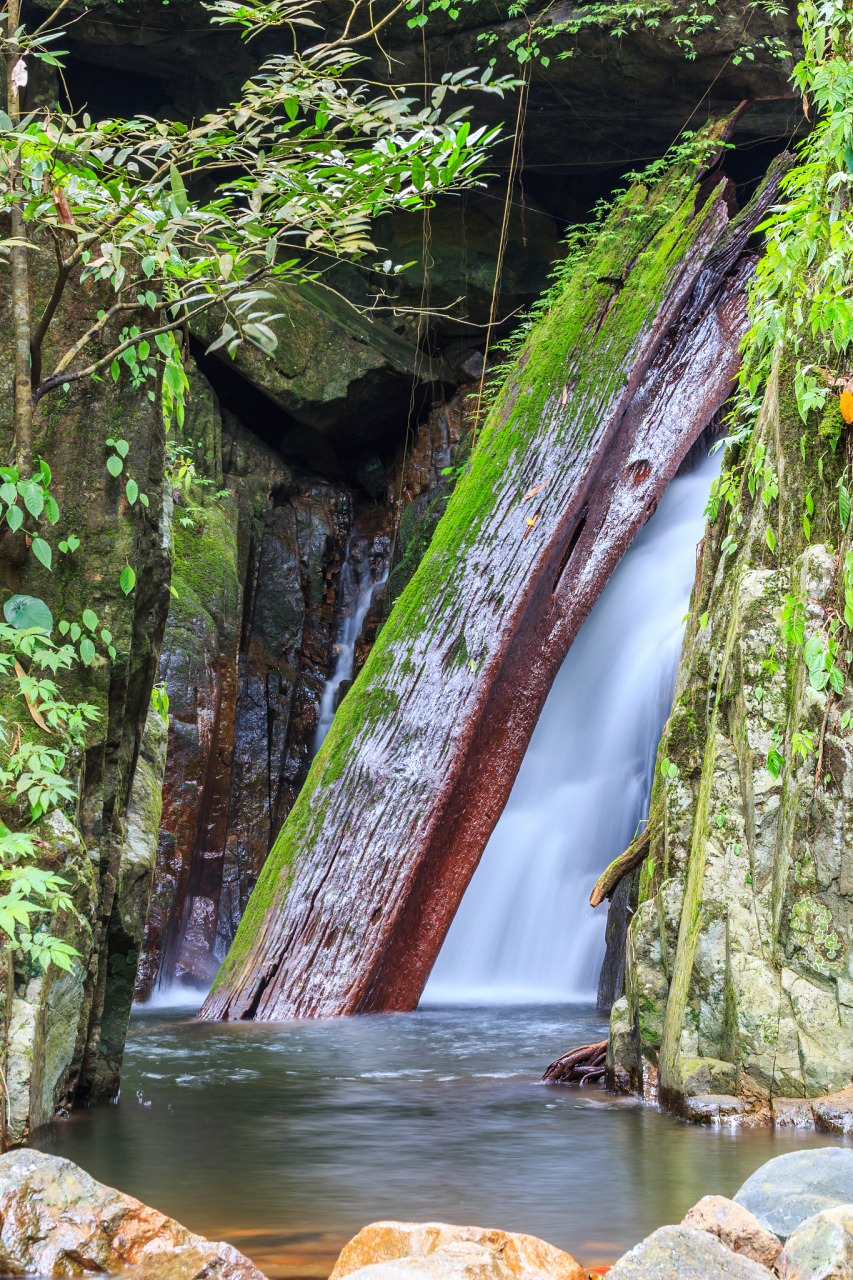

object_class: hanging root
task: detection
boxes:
[540,1040,607,1084]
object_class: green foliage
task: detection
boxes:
[0,824,78,972]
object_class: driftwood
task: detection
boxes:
[590,824,652,908]
[200,126,792,1023]
[541,1041,608,1084]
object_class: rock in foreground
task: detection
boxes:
[0,1150,263,1280]
[734,1149,853,1242]
[776,1204,853,1279]
[681,1196,781,1269]
[329,1222,586,1280]
[607,1225,774,1278]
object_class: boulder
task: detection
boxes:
[681,1196,781,1268]
[811,1086,853,1135]
[735,1148,853,1242]
[132,1243,267,1280]
[608,1224,774,1278]
[777,1204,853,1279]
[0,1150,261,1280]
[329,1222,586,1280]
[682,1095,744,1122]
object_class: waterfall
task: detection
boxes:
[422,447,721,1005]
[315,534,389,751]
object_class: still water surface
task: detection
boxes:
[37,1003,849,1277]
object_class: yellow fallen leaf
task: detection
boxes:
[523,476,551,500]
[842,389,853,425]
[14,660,55,734]
[560,385,568,407]
[523,513,539,540]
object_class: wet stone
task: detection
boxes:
[682,1095,744,1122]
[681,1196,781,1269]
[777,1204,853,1279]
[608,1225,773,1278]
[330,1222,586,1280]
[735,1148,853,1242]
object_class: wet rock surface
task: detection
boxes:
[681,1196,781,1269]
[0,1149,257,1276]
[735,1150,853,1243]
[330,1222,586,1280]
[607,1225,773,1279]
[777,1205,853,1280]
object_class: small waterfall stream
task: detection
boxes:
[422,447,721,1005]
[315,534,389,752]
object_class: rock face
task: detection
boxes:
[606,326,853,1103]
[681,1196,781,1269]
[608,1225,773,1279]
[0,226,172,1131]
[330,1221,586,1280]
[0,1149,262,1280]
[735,1150,853,1243]
[777,1205,853,1280]
[137,372,360,997]
[200,126,786,1021]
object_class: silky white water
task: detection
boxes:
[422,448,721,1005]
[315,538,389,751]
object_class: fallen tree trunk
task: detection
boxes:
[199,123,791,1022]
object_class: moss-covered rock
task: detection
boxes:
[611,348,853,1111]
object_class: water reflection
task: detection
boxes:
[36,1005,848,1278]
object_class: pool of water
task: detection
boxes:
[36,1002,849,1278]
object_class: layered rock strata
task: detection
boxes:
[201,122,788,1020]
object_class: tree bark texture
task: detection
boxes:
[200,131,791,1022]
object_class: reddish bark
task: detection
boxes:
[199,147,791,1022]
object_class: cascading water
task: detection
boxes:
[315,534,389,751]
[422,446,721,1005]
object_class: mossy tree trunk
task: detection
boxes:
[201,124,788,1022]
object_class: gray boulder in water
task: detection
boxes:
[607,1225,774,1278]
[735,1148,853,1242]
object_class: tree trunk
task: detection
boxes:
[200,126,791,1022]
[6,0,33,479]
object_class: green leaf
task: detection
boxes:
[6,506,23,533]
[126,478,139,505]
[79,637,95,666]
[44,495,59,525]
[765,527,776,553]
[3,594,53,633]
[106,455,123,477]
[31,538,52,571]
[115,440,130,458]
[100,629,112,644]
[139,493,149,508]
[120,565,136,595]
[19,482,44,520]
[70,623,81,642]
[830,667,846,695]
[767,748,783,779]
[169,164,188,213]
[0,483,16,506]
[111,359,120,382]
[841,483,851,530]
[108,645,116,661]
[82,609,98,632]
[67,535,80,553]
[58,620,69,636]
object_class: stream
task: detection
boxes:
[38,1003,848,1277]
[38,442,840,1278]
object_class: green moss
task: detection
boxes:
[215,124,737,990]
